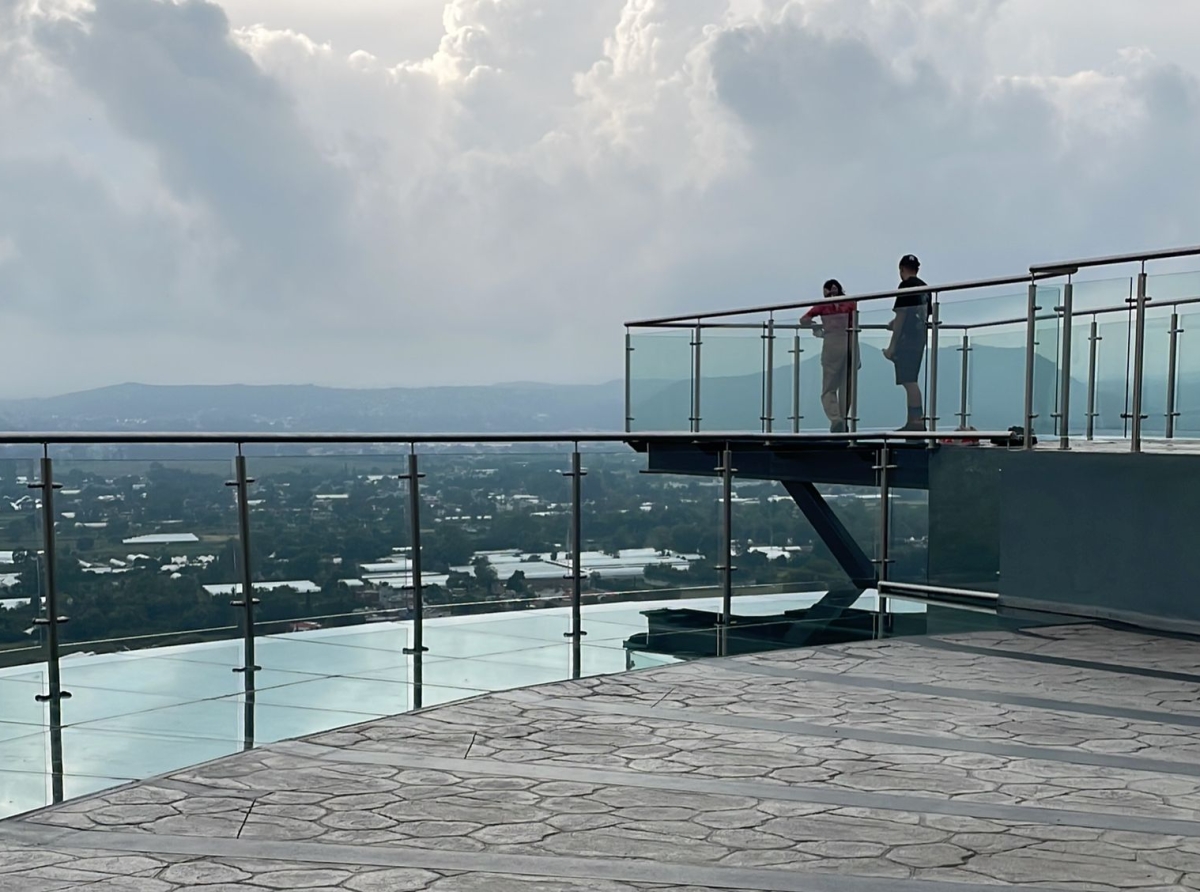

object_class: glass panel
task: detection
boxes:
[945,292,1028,433]
[0,454,47,671]
[968,322,1027,433]
[47,456,242,659]
[404,448,579,701]
[855,301,910,431]
[791,322,846,433]
[698,327,765,432]
[1140,306,1176,438]
[1070,278,1132,441]
[0,671,47,819]
[931,302,964,433]
[888,488,929,587]
[1065,313,1095,438]
[940,291,1027,433]
[768,325,798,432]
[1033,285,1062,439]
[627,329,693,432]
[1148,270,1200,302]
[247,452,415,639]
[1073,276,1132,314]
[1177,308,1200,437]
[1093,312,1134,439]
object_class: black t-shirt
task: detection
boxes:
[894,276,929,340]
[894,276,929,310]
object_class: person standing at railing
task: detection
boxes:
[884,254,930,431]
[800,279,858,433]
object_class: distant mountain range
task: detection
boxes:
[0,340,1195,439]
[0,382,626,434]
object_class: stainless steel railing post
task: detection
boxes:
[874,445,894,639]
[790,332,802,433]
[227,451,259,749]
[927,297,940,435]
[1023,281,1039,448]
[31,453,70,803]
[848,305,860,433]
[958,333,971,429]
[1058,281,1074,449]
[1167,312,1182,439]
[717,447,736,657]
[1131,271,1149,453]
[762,320,775,433]
[691,324,703,433]
[624,329,633,432]
[563,448,586,678]
[1086,319,1100,440]
[400,451,428,706]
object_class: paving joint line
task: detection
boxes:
[264,739,1200,838]
[910,636,1200,685]
[717,658,1200,729]
[0,824,1121,892]
[500,691,1200,780]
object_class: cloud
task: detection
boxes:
[1,0,1199,397]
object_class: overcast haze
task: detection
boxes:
[2,0,1199,398]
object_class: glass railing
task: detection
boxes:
[698,327,767,432]
[627,255,1200,449]
[8,437,954,818]
[627,328,694,432]
[5,430,1012,816]
[1177,306,1200,437]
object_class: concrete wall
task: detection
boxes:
[930,447,1200,633]
[997,451,1200,632]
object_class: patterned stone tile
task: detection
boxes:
[6,625,1200,890]
[737,636,1200,718]
[940,624,1200,676]
[512,662,1200,766]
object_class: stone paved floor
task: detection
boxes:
[5,623,1200,891]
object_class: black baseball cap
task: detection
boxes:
[899,254,920,271]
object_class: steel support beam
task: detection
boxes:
[781,480,876,590]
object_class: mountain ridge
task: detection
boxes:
[0,381,628,433]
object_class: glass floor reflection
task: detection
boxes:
[0,591,945,819]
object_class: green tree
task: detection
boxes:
[505,570,528,595]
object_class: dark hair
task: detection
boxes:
[899,254,920,272]
[822,279,844,296]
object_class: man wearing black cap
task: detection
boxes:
[883,254,929,431]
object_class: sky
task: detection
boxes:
[2,0,1200,397]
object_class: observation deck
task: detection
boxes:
[4,245,1200,889]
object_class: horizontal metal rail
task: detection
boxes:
[1031,244,1200,274]
[634,292,1200,337]
[0,430,1018,446]
[878,580,999,601]
[626,272,1050,326]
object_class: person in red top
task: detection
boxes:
[801,279,858,433]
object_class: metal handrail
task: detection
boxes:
[630,285,1200,335]
[1031,245,1200,274]
[0,430,1015,446]
[625,271,1051,326]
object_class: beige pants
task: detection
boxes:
[820,330,855,425]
